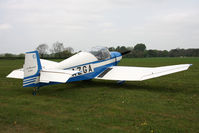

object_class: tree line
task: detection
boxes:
[110,43,199,58]
[0,42,199,59]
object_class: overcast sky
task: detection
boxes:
[0,0,199,54]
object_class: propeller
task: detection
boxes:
[121,50,131,56]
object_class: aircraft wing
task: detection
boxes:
[96,64,192,81]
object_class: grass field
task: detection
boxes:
[0,58,199,133]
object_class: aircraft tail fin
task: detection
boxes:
[23,51,42,87]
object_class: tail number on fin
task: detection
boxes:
[72,64,94,77]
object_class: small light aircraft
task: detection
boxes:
[7,46,192,95]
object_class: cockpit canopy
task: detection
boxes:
[88,46,110,60]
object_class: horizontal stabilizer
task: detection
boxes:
[7,69,24,79]
[39,69,79,83]
[96,64,192,81]
[40,59,59,69]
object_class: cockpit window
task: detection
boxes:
[88,46,110,60]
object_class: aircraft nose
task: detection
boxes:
[110,52,122,58]
[115,52,122,57]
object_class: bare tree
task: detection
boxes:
[65,47,74,53]
[36,44,48,58]
[51,42,64,54]
[50,42,65,58]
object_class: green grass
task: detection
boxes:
[0,58,199,133]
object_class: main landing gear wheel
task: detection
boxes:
[117,80,125,85]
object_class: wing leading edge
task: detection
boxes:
[96,64,192,81]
